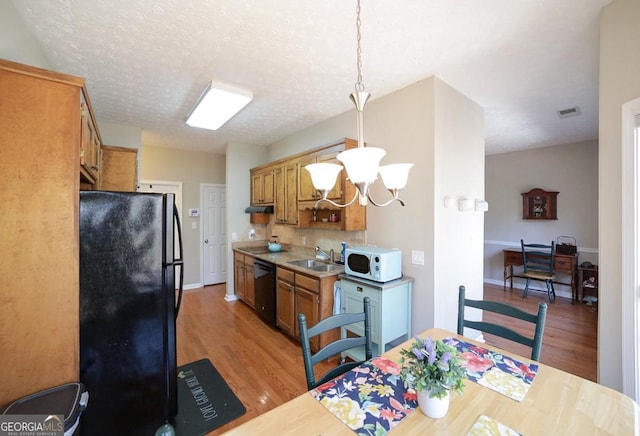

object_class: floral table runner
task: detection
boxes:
[310,356,418,435]
[452,338,539,402]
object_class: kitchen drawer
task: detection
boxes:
[504,251,522,266]
[340,279,380,304]
[234,251,245,263]
[295,273,320,293]
[555,258,572,272]
[277,267,295,283]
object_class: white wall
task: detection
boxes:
[254,76,485,335]
[484,141,599,296]
[0,1,50,69]
[225,141,267,298]
[141,145,226,287]
[599,0,640,391]
[100,121,143,186]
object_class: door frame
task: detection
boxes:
[200,183,226,286]
[621,96,640,402]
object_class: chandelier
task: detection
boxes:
[305,0,413,208]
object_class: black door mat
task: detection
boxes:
[174,359,246,435]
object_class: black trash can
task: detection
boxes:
[2,383,88,436]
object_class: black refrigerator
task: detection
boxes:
[79,191,183,435]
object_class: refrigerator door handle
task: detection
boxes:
[173,204,184,318]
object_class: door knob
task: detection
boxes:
[204,239,209,244]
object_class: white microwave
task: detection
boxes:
[344,246,402,283]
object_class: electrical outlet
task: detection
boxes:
[411,250,425,265]
[301,236,307,245]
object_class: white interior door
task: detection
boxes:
[202,184,226,285]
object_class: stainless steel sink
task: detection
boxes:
[287,259,342,272]
[288,259,326,268]
[310,264,342,272]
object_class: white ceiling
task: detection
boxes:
[12,0,609,155]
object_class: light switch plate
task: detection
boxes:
[411,250,425,265]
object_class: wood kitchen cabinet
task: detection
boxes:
[249,138,365,230]
[100,145,138,191]
[276,268,296,335]
[298,139,366,231]
[274,161,298,225]
[0,58,86,405]
[298,151,342,202]
[251,168,274,205]
[80,96,103,187]
[276,266,338,352]
[234,251,255,308]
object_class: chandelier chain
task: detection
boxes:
[355,0,364,92]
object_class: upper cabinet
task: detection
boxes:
[251,168,275,205]
[274,161,298,225]
[79,94,102,187]
[297,139,366,231]
[250,138,366,231]
[298,151,342,202]
[100,145,138,192]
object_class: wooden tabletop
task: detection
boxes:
[223,328,639,435]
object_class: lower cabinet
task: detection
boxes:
[276,266,337,352]
[234,252,255,308]
[276,269,295,334]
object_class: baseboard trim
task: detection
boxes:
[183,282,203,291]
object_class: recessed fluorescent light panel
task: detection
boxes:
[186,81,253,130]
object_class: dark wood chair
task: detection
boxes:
[298,296,372,390]
[521,239,556,302]
[457,285,548,361]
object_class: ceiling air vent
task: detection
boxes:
[557,106,581,119]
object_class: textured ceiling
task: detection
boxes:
[12,0,609,155]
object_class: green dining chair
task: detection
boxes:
[298,296,372,390]
[521,239,556,302]
[457,285,548,361]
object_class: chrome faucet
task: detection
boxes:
[315,246,334,263]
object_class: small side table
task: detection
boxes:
[577,265,598,305]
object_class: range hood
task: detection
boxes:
[245,205,273,214]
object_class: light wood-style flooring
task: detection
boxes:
[176,282,597,435]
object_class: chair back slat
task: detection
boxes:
[521,240,555,275]
[457,285,547,361]
[521,240,556,301]
[298,296,372,390]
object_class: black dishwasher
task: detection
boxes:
[254,259,277,326]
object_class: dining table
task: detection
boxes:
[222,328,639,435]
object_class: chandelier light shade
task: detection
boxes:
[305,0,412,208]
[186,81,253,130]
[305,163,343,191]
[337,147,386,184]
[379,163,414,190]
